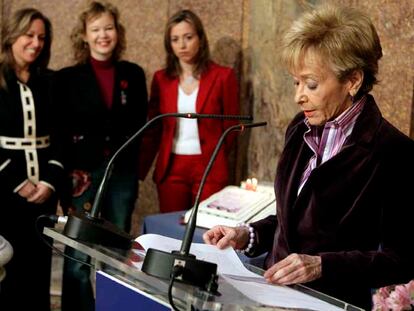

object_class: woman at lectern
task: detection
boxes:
[203,4,414,310]
[139,9,240,213]
[53,1,148,310]
[0,8,64,311]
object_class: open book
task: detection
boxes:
[183,184,276,229]
[132,234,343,311]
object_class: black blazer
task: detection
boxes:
[0,69,65,194]
[251,95,414,309]
[53,60,148,173]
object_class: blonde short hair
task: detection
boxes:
[281,5,382,96]
[71,1,125,64]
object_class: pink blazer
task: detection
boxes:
[140,62,240,183]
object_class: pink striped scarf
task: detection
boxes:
[298,96,367,194]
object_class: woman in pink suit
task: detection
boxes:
[142,9,239,213]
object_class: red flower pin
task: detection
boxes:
[120,80,128,89]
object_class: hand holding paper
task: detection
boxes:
[132,234,343,311]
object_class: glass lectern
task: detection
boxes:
[44,227,364,311]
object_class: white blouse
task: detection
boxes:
[172,87,202,154]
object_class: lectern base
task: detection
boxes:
[142,248,218,293]
[63,212,133,249]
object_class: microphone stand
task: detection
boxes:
[63,113,253,249]
[141,121,267,292]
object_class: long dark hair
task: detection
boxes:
[0,8,52,90]
[164,9,210,78]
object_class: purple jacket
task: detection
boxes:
[250,95,414,309]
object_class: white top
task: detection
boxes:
[172,87,202,154]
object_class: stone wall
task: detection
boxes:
[2,0,413,235]
[0,0,246,235]
[246,0,414,183]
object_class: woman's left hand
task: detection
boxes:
[263,253,322,285]
[27,183,53,204]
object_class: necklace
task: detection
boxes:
[182,75,196,85]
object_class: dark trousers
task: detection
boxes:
[0,194,57,311]
[61,166,138,311]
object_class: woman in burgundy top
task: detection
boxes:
[53,2,148,310]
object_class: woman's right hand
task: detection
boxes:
[26,183,53,204]
[203,225,250,250]
[17,181,37,199]
[18,181,52,204]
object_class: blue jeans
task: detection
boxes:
[61,165,138,311]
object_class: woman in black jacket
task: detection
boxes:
[0,8,64,311]
[53,2,148,310]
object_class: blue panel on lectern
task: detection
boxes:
[96,271,170,311]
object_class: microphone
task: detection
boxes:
[62,113,254,250]
[141,121,267,292]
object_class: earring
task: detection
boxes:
[349,91,355,102]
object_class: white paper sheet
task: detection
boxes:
[134,233,257,277]
[133,234,343,311]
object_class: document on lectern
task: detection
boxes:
[133,234,343,311]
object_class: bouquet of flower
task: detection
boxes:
[372,280,414,310]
